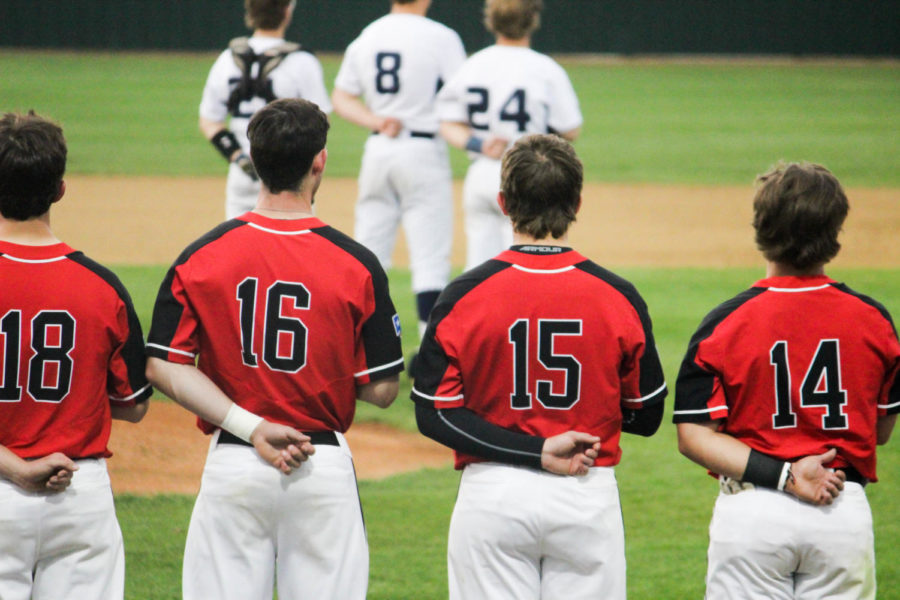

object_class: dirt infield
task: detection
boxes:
[72,176,895,493]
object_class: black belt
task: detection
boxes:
[218,429,339,447]
[371,130,435,139]
[839,465,868,487]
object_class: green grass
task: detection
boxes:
[2,52,898,185]
[113,264,900,599]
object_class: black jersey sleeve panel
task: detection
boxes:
[832,284,900,415]
[146,220,248,360]
[622,401,664,437]
[312,226,403,380]
[673,287,766,424]
[574,261,668,401]
[411,260,511,399]
[415,404,545,469]
[65,253,152,402]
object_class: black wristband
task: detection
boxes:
[211,129,241,161]
[742,449,787,490]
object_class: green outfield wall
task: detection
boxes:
[1,1,897,56]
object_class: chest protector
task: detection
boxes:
[226,37,302,116]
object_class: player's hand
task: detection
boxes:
[233,152,259,181]
[13,453,79,494]
[784,448,846,506]
[249,421,315,475]
[541,431,601,477]
[481,135,509,159]
[376,116,403,138]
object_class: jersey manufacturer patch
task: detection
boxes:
[393,313,402,336]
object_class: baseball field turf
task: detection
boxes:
[3,51,899,599]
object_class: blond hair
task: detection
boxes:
[484,0,542,40]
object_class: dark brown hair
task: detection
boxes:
[248,99,329,194]
[501,134,582,240]
[752,162,849,270]
[0,112,67,221]
[484,0,542,40]
[245,0,293,30]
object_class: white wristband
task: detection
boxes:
[776,462,792,491]
[220,403,264,443]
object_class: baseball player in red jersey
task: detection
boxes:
[146,99,403,600]
[332,0,467,342]
[199,0,332,219]
[674,163,899,599]
[0,112,151,600]
[413,135,667,600]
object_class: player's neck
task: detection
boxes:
[0,214,61,246]
[496,35,531,48]
[766,261,826,278]
[254,192,315,220]
[391,1,429,16]
[512,231,570,247]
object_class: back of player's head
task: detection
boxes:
[484,0,542,40]
[753,162,849,270]
[245,0,294,30]
[0,111,67,221]
[248,98,329,194]
[501,134,582,240]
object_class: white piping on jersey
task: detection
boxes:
[622,381,667,405]
[146,343,196,358]
[110,383,152,402]
[511,264,576,275]
[1,254,68,264]
[437,409,542,459]
[411,388,464,403]
[878,399,900,410]
[246,223,312,236]
[767,283,832,293]
[672,406,727,416]
[354,357,404,378]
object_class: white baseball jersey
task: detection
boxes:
[199,36,332,218]
[437,45,582,270]
[334,14,466,299]
[335,13,465,135]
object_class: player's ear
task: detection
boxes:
[52,180,66,204]
[575,195,582,215]
[312,149,327,176]
[497,191,508,215]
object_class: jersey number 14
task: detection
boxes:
[769,339,849,430]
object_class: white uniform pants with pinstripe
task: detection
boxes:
[705,482,875,599]
[448,462,626,600]
[0,459,125,600]
[182,430,368,600]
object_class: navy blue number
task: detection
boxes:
[466,87,490,131]
[375,52,401,94]
[499,89,531,132]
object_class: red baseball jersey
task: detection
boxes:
[412,246,667,469]
[0,241,151,460]
[674,275,900,481]
[146,214,404,434]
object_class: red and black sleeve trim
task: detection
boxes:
[66,252,152,403]
[147,220,248,360]
[673,287,766,423]
[311,225,404,380]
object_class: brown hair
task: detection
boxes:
[248,98,329,194]
[501,134,582,240]
[245,0,293,30]
[0,112,67,221]
[484,0,542,40]
[752,162,849,270]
